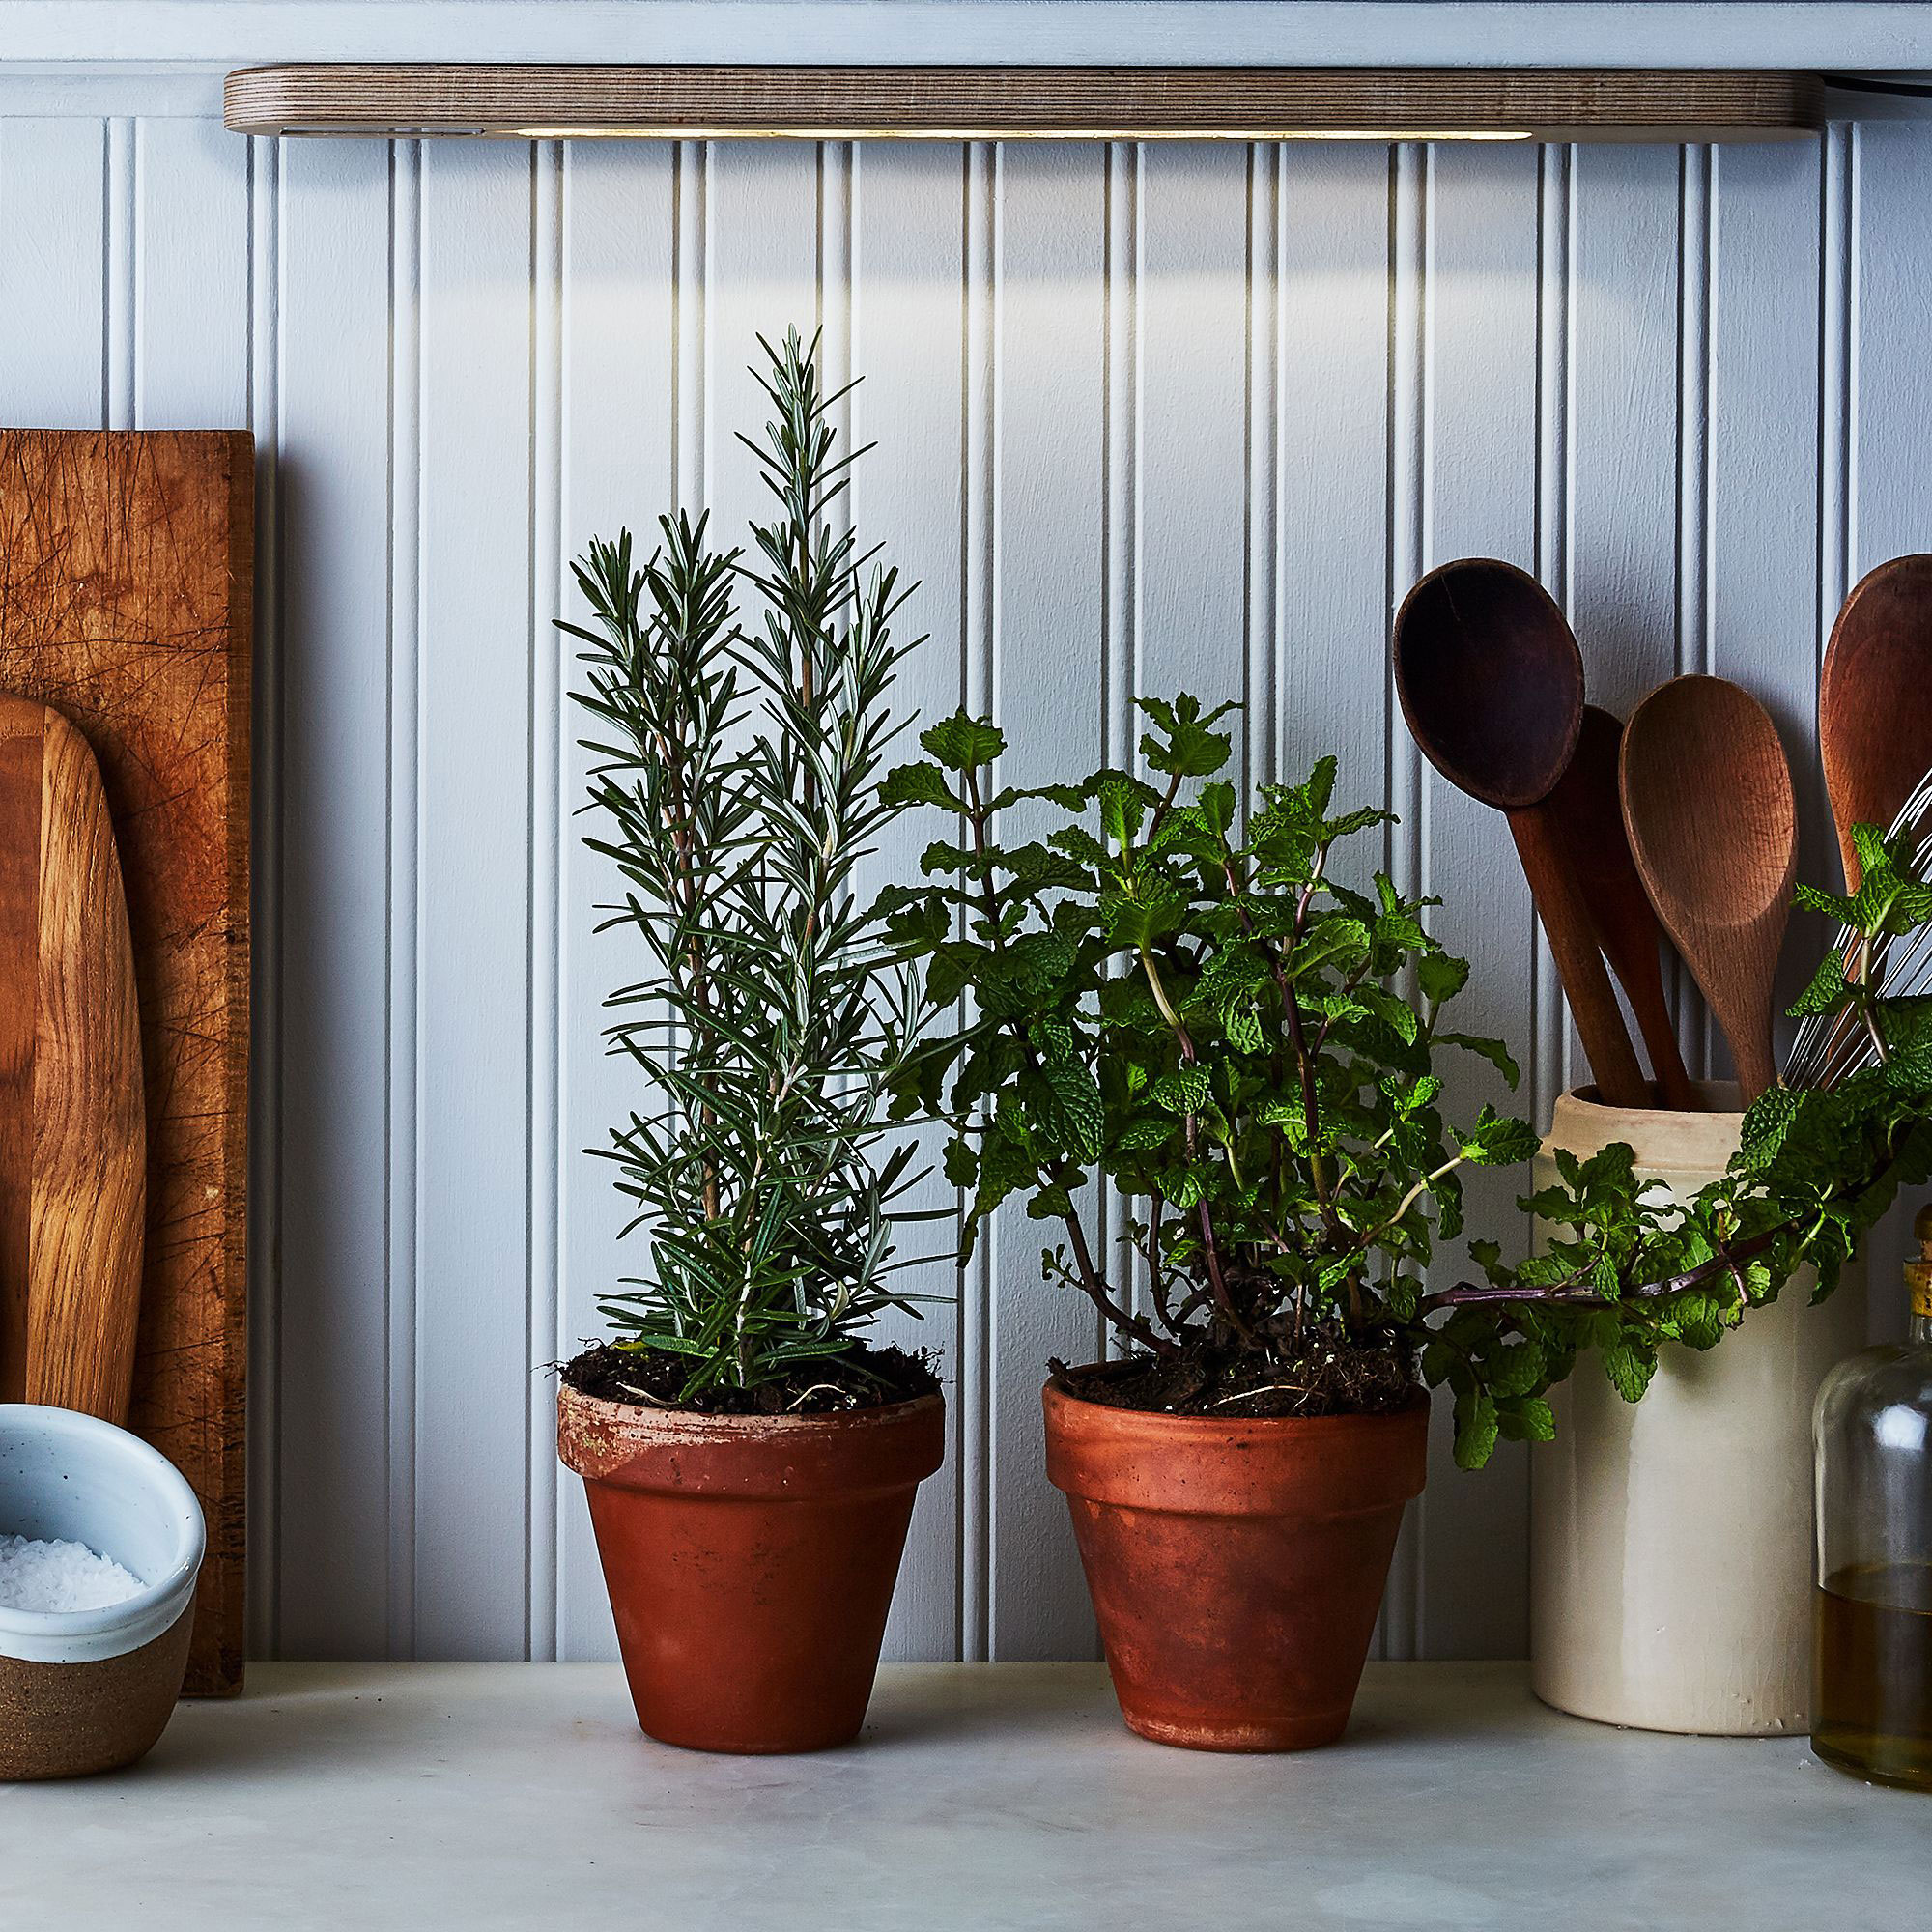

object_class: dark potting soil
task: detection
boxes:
[561,1339,942,1416]
[1052,1327,1417,1420]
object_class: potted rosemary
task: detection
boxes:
[554,332,943,1756]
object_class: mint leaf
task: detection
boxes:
[1457,1105,1539,1168]
[880,761,962,810]
[920,711,1006,772]
[1602,1339,1657,1404]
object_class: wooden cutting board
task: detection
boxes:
[0,697,146,1422]
[0,431,250,1694]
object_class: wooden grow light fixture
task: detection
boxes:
[223,66,1824,144]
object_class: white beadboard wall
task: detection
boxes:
[2,95,1929,1663]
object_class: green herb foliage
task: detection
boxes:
[883,695,1932,1466]
[561,329,939,1394]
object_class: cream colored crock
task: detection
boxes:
[1529,1082,1865,1736]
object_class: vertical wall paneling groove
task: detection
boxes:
[104,117,134,428]
[1132,136,1251,1341]
[1138,142,1249,774]
[1381,139,1428,1662]
[702,143,819,542]
[1104,135,1134,1336]
[1568,142,1685,1111]
[1820,125,1855,707]
[1676,143,1715,1075]
[244,129,282,1657]
[1102,143,1135,797]
[274,134,396,1657]
[554,137,677,1662]
[1851,120,1932,572]
[526,138,564,1662]
[672,140,705,513]
[1100,140,1136,1337]
[958,139,996,1661]
[1533,142,1573,1126]
[849,140,967,1659]
[3,97,1915,1661]
[1246,142,1281,796]
[1852,116,1932,1334]
[1274,135,1401,1634]
[1276,146,1393,856]
[385,136,422,1660]
[1418,139,1546,1659]
[1567,150,1684,718]
[1707,138,1824,1067]
[0,117,108,422]
[987,141,1109,1660]
[134,115,249,430]
[413,138,537,1658]
[1679,147,1715,688]
[819,142,852,430]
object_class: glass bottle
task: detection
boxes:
[1813,1203,1932,1788]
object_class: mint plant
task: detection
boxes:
[562,330,940,1400]
[1466,818,1932,1434]
[879,696,1542,1458]
[883,695,1932,1465]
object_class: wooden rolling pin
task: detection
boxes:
[0,697,145,1423]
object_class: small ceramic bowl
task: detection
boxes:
[0,1404,204,1778]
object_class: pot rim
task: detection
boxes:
[556,1376,945,1435]
[1043,1359,1430,1431]
[0,1404,206,1664]
[556,1376,947,1492]
[1558,1078,1742,1125]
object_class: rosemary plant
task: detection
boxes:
[562,330,938,1399]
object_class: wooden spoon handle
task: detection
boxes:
[1716,1001,1779,1106]
[1597,932,1701,1111]
[1509,805,1650,1108]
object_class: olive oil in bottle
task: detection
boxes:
[1813,1205,1932,1789]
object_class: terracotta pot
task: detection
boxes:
[1531,1083,1866,1735]
[1043,1369,1428,1751]
[557,1379,944,1754]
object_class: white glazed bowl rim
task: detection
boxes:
[0,1404,205,1664]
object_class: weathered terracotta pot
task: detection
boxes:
[557,1379,944,1754]
[1043,1369,1429,1751]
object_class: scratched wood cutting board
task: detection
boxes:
[0,431,250,1694]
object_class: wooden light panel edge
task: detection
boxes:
[224,65,1825,142]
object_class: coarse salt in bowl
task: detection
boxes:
[0,1404,205,1778]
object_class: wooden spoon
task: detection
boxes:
[0,696,145,1423]
[1547,707,1701,1110]
[1620,675,1796,1105]
[1394,558,1649,1109]
[1820,553,1932,889]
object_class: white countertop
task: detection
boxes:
[1,1662,1926,1930]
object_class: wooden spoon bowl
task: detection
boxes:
[1394,558,1648,1108]
[1393,559,1583,810]
[1821,553,1932,889]
[1619,675,1797,1104]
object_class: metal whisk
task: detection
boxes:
[1785,764,1932,1091]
